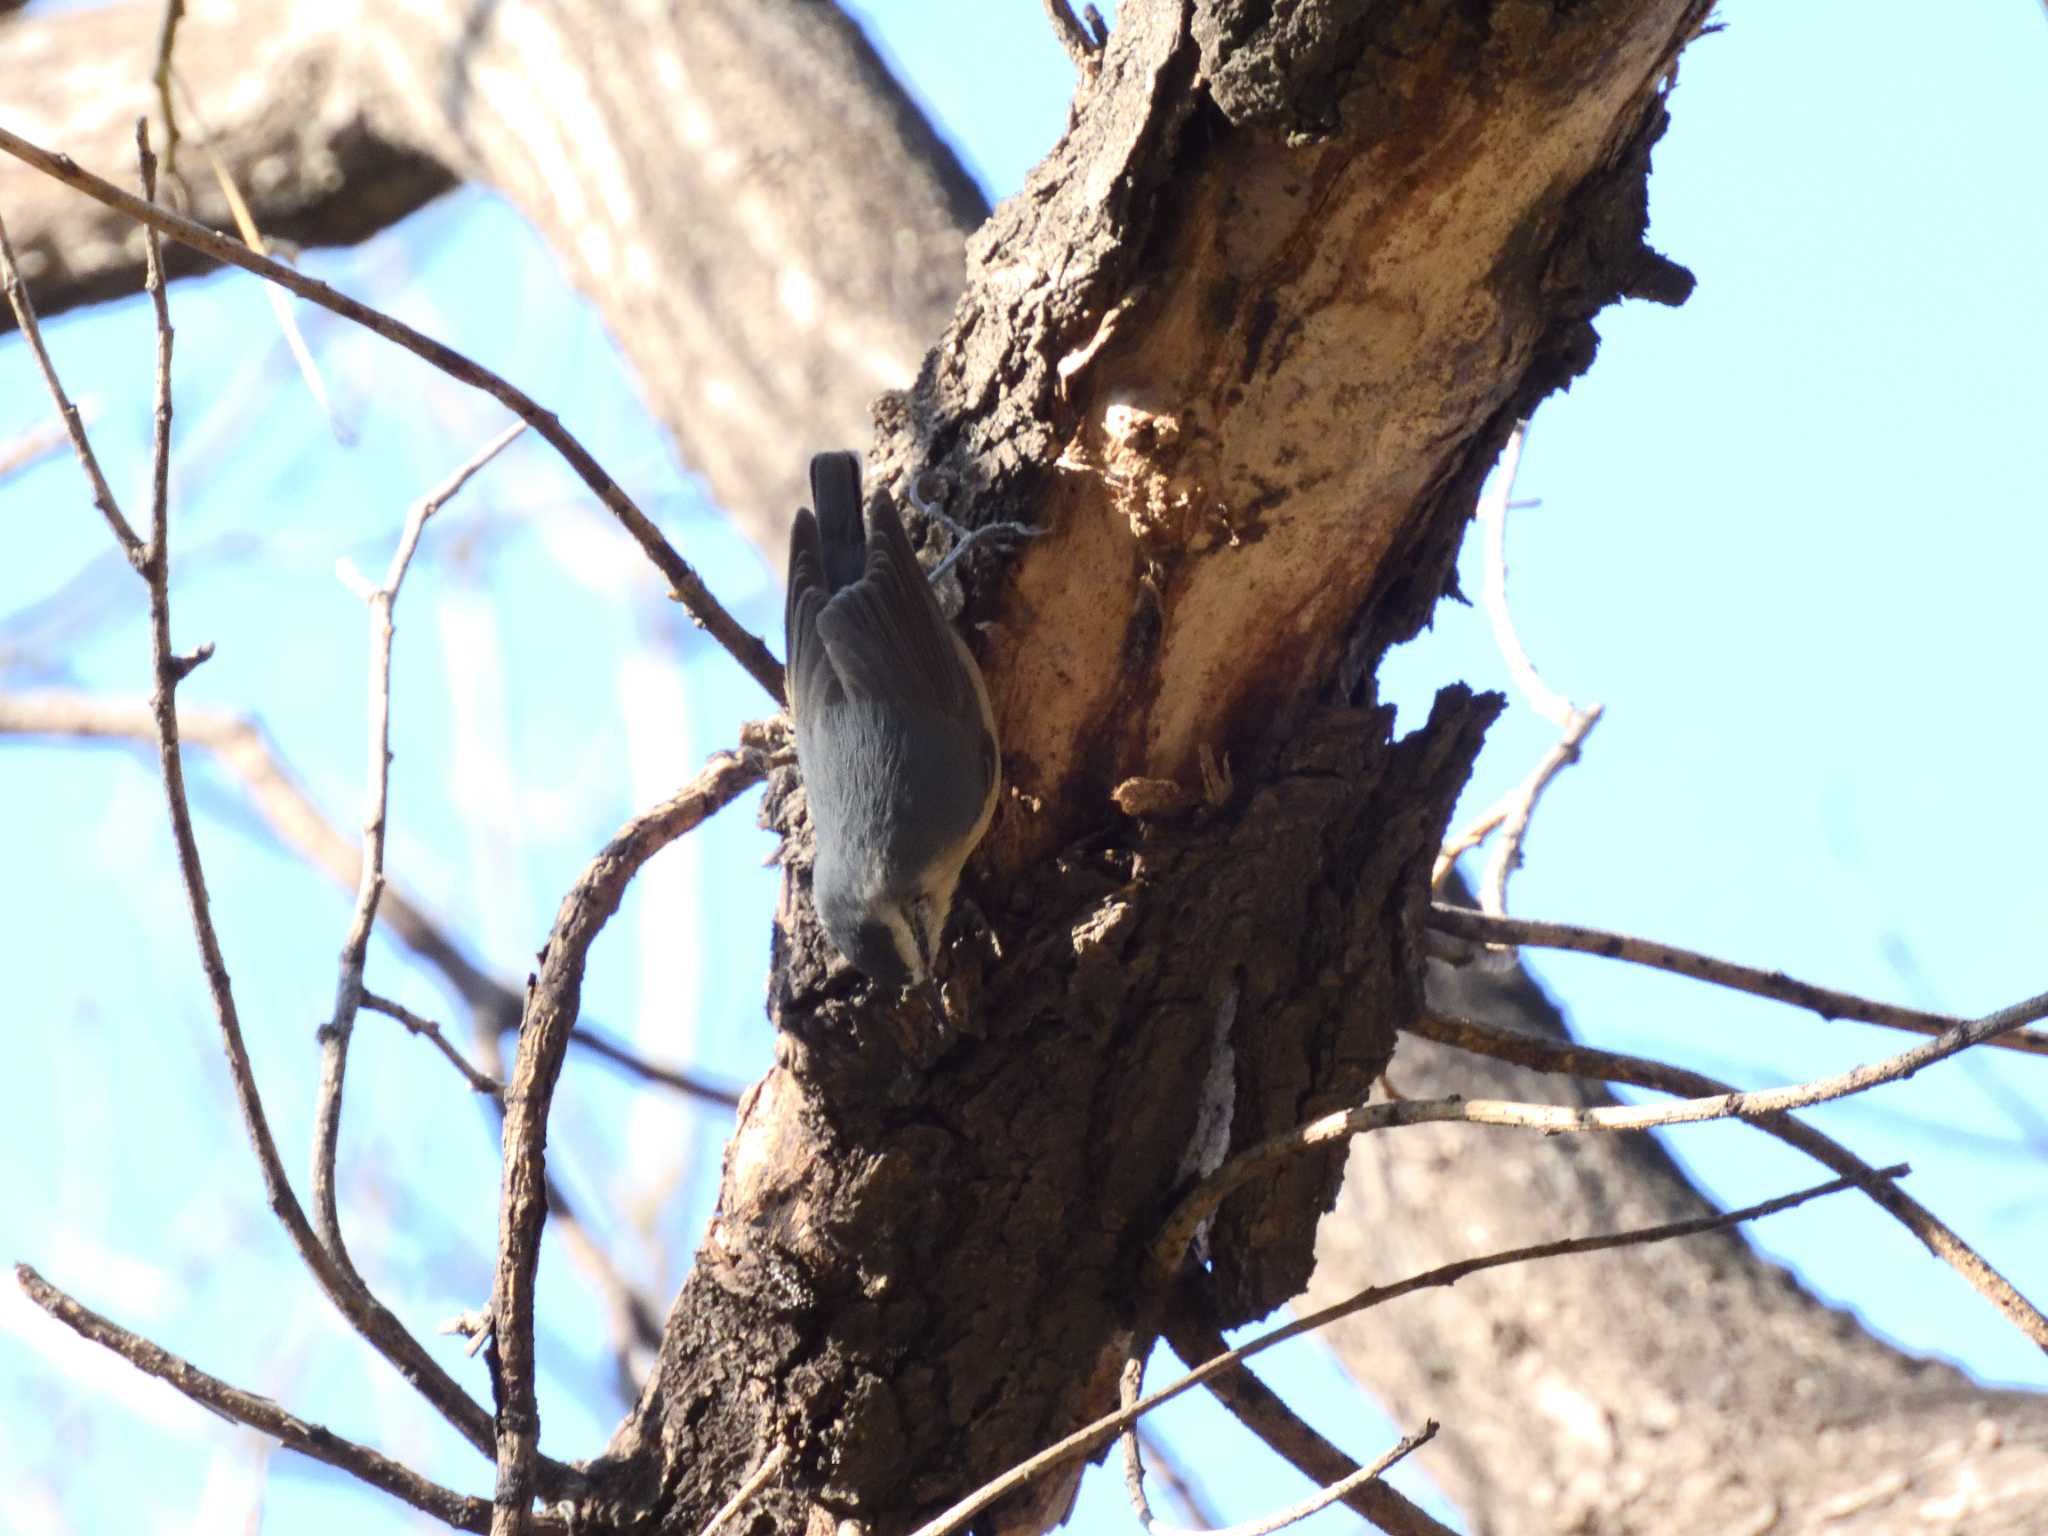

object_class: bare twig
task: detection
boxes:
[1152,986,2048,1280]
[313,424,525,1274]
[1134,1429,1223,1532]
[1160,1297,1457,1536]
[150,0,188,194]
[8,123,563,1493]
[0,210,145,563]
[1120,1353,1433,1536]
[1120,1356,1434,1536]
[1439,420,1604,911]
[1428,903,2048,1061]
[560,1021,744,1108]
[361,991,503,1096]
[0,122,785,702]
[697,1444,791,1536]
[1406,1008,2048,1349]
[906,1170,1890,1536]
[487,745,774,1534]
[0,690,753,1107]
[13,1265,561,1535]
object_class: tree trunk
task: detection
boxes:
[8,1,2038,1533]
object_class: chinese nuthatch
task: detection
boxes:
[785,451,999,1010]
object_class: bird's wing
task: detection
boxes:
[816,491,976,720]
[785,507,841,721]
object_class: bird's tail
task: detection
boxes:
[809,451,867,593]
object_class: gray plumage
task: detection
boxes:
[786,451,999,990]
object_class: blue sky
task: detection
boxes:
[1,3,2043,1532]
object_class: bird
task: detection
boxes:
[785,450,999,1015]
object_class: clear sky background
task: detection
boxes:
[1,3,2043,1532]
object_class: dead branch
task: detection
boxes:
[486,742,774,1532]
[1118,1360,1434,1536]
[13,1264,556,1535]
[0,209,143,562]
[1160,1296,1457,1536]
[7,121,574,1496]
[1407,1007,2048,1348]
[0,688,751,1107]
[1429,903,2048,1060]
[1153,985,2048,1282]
[0,121,783,701]
[1435,420,1604,909]
[313,423,525,1277]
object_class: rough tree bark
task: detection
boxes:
[6,2,2041,1534]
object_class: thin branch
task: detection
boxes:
[1406,1007,2048,1349]
[355,989,669,1395]
[905,1169,1891,1536]
[0,690,755,1107]
[1428,903,2048,1061]
[1455,419,1602,912]
[1160,1297,1458,1536]
[697,1444,791,1536]
[13,1265,560,1535]
[314,424,525,1275]
[558,1021,744,1108]
[11,123,567,1494]
[362,991,503,1097]
[150,0,188,195]
[1134,1429,1224,1532]
[487,745,775,1534]
[1151,986,2048,1280]
[0,122,785,702]
[0,208,145,563]
[1119,1356,1434,1536]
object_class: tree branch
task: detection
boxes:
[487,743,775,1532]
[908,1168,1892,1536]
[14,1264,550,1535]
[0,122,784,701]
[1406,1007,2048,1348]
[1429,903,2048,1060]
[1159,1295,1458,1536]
[0,689,753,1109]
[1118,1369,1434,1536]
[0,207,144,563]
[1153,986,2048,1284]
[313,423,525,1278]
